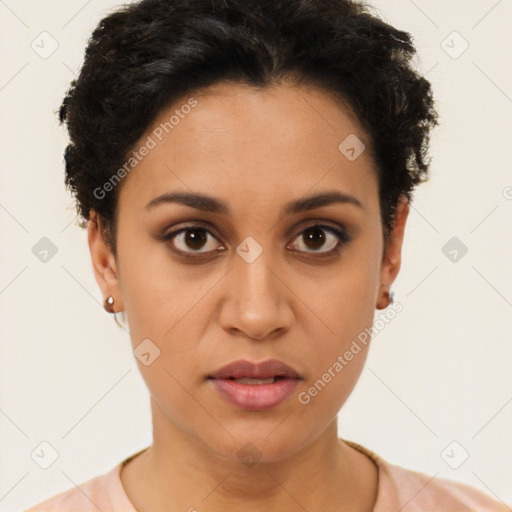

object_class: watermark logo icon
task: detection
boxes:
[31,441,59,469]
[237,442,262,467]
[134,338,161,366]
[441,31,469,59]
[442,236,468,263]
[338,134,366,161]
[32,237,58,263]
[31,31,59,59]
[441,441,469,469]
[236,236,263,264]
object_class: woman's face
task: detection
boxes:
[89,81,408,463]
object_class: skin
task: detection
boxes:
[88,81,409,512]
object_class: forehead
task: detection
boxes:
[117,81,378,217]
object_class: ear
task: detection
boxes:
[87,210,124,312]
[376,195,410,309]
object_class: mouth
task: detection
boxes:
[207,358,302,381]
[207,359,302,411]
[212,376,287,385]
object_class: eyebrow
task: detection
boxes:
[144,189,363,215]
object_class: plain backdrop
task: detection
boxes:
[0,0,511,510]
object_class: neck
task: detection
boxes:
[120,398,378,512]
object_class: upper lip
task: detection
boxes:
[208,359,302,380]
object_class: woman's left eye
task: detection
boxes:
[161,224,348,259]
[288,225,349,255]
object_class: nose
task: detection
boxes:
[218,250,293,341]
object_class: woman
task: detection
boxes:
[25,0,509,510]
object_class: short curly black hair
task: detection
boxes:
[59,0,438,257]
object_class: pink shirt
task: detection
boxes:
[24,439,510,511]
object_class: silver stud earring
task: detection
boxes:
[104,296,115,313]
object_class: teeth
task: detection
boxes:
[232,377,276,385]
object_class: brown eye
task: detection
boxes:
[165,227,222,255]
[290,225,348,254]
[160,222,348,261]
[181,229,209,251]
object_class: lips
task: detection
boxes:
[207,358,302,380]
[207,358,302,411]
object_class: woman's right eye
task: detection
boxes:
[162,226,224,259]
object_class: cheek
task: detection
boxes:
[318,240,381,340]
[135,357,213,447]
[294,235,381,410]
[117,228,208,341]
[294,306,374,427]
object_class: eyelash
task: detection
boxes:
[159,223,350,261]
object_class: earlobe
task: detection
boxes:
[87,211,124,311]
[376,196,410,309]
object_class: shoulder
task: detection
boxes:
[22,463,121,512]
[381,457,510,511]
[342,439,510,512]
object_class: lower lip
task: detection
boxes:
[209,378,300,411]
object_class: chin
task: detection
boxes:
[202,428,308,467]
